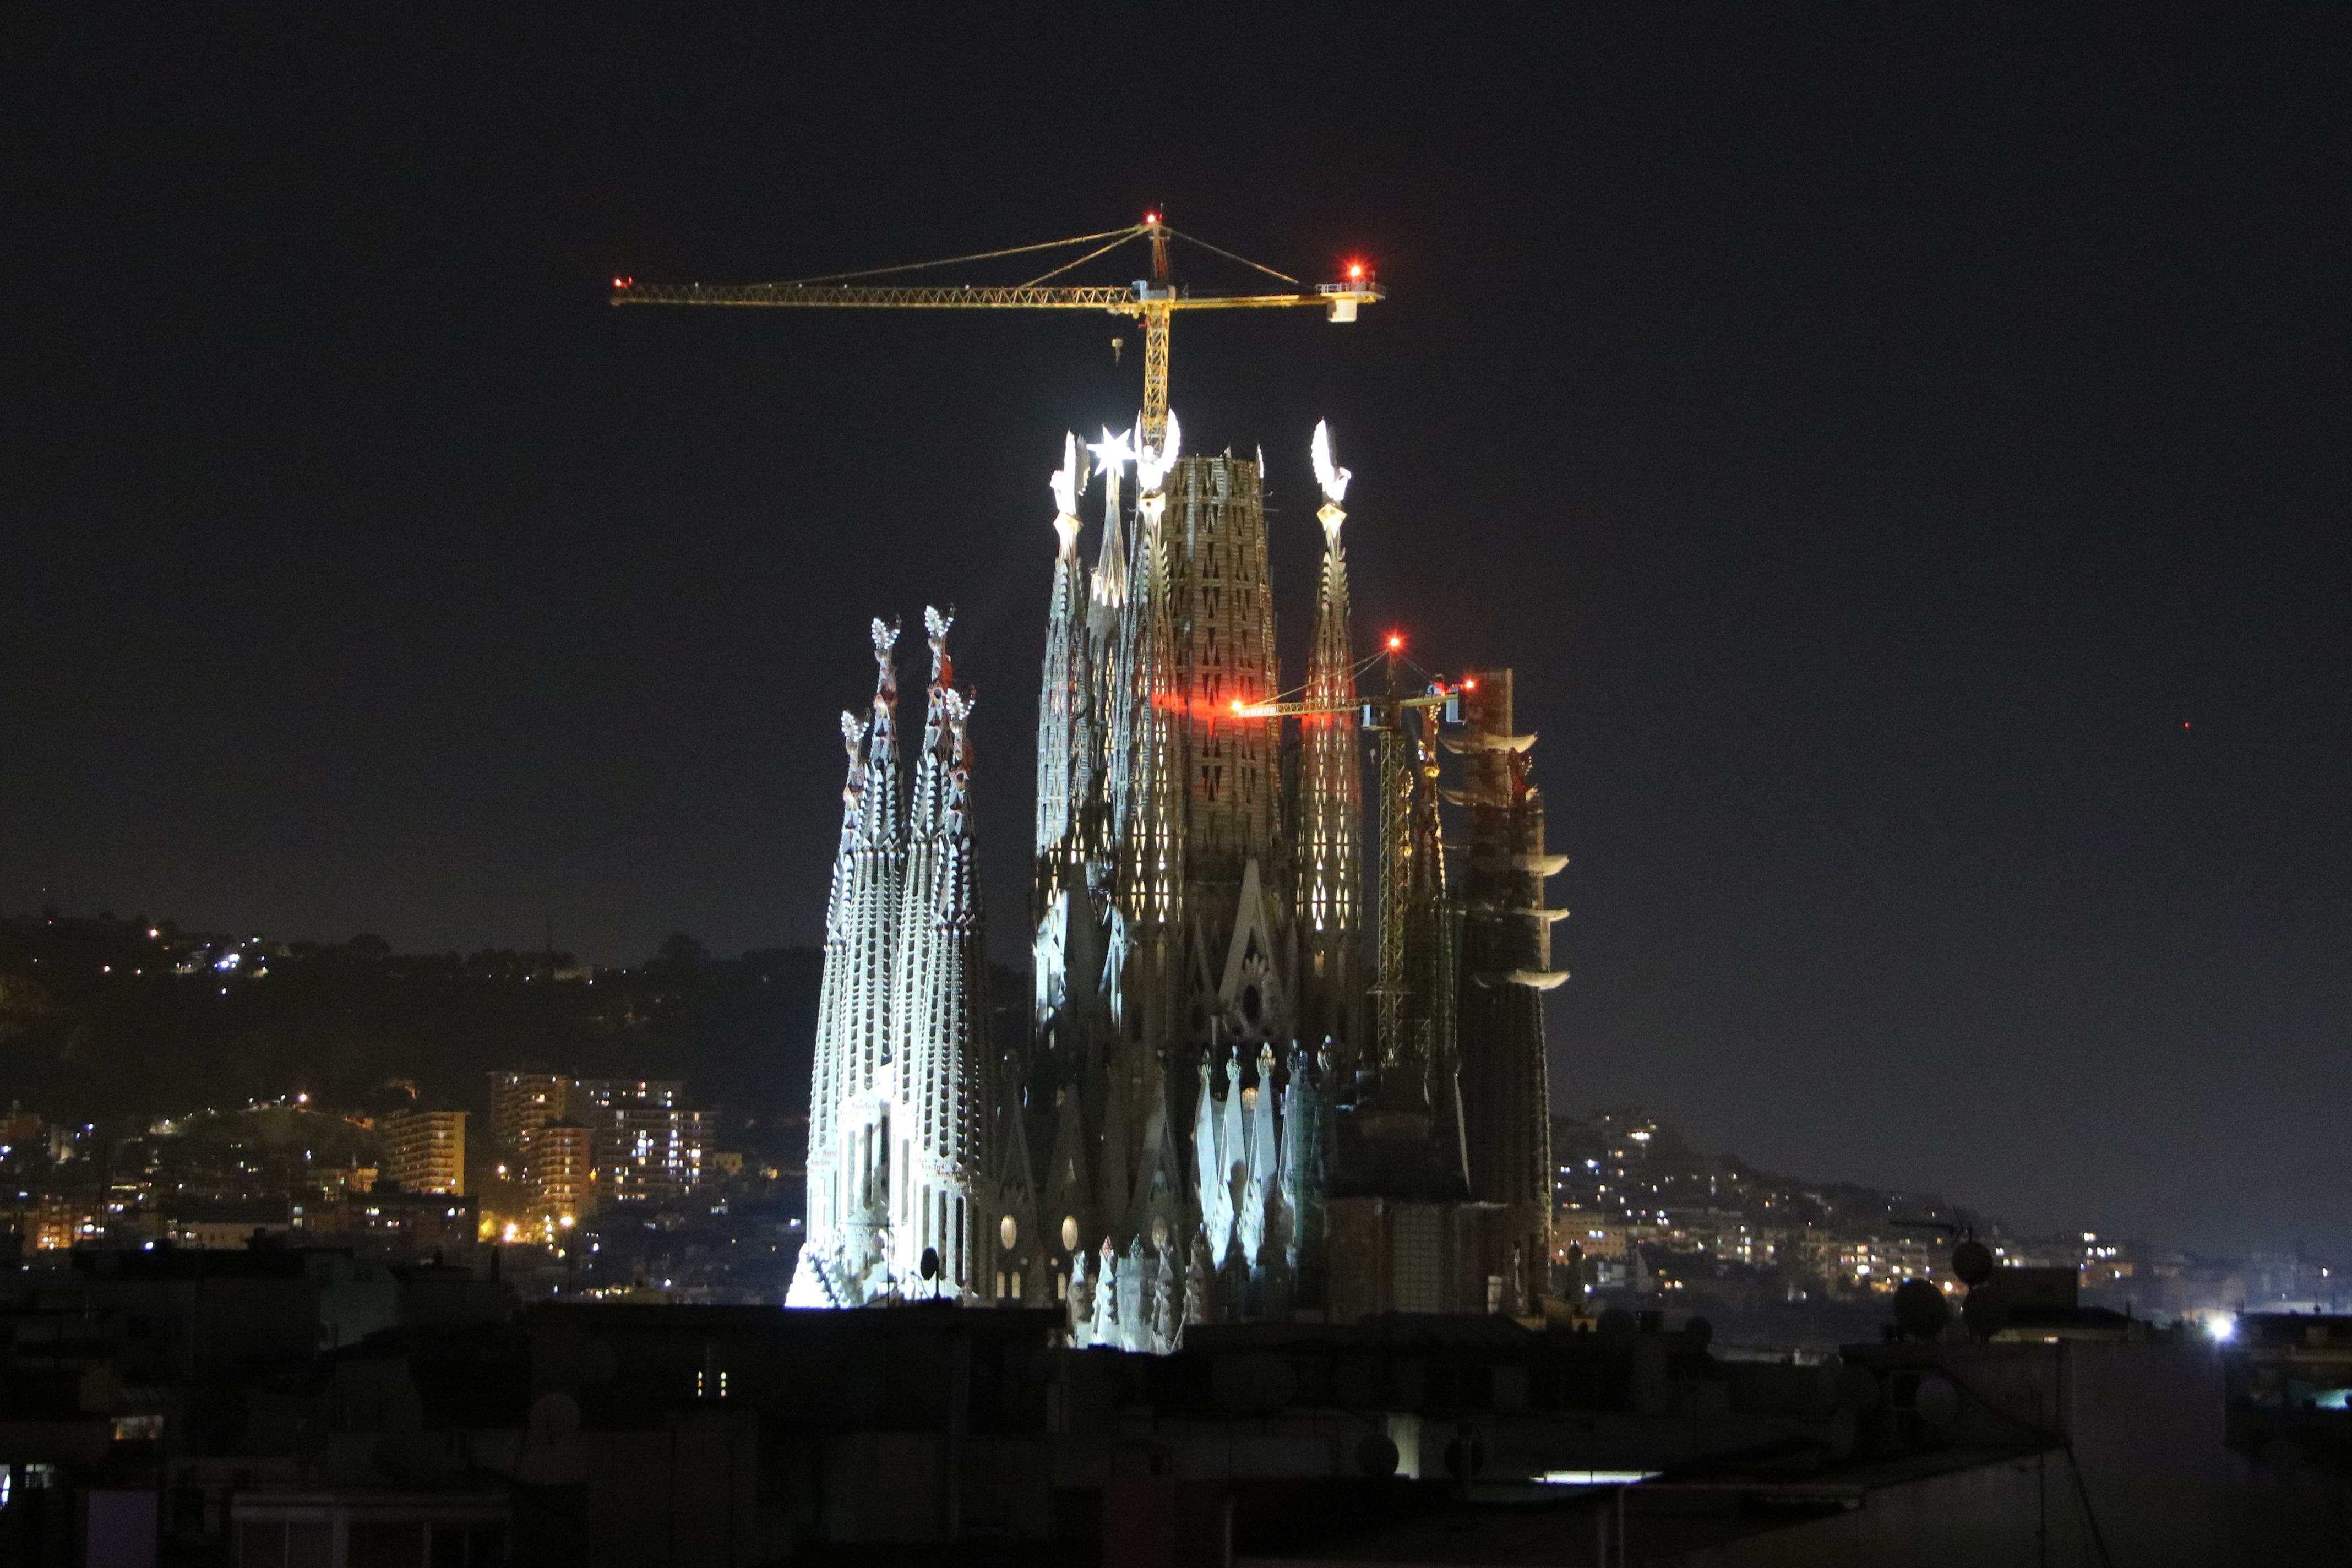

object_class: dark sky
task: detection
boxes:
[8,8,2348,1256]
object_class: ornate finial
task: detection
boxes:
[1087,426,1135,477]
[1136,409,1182,494]
[944,687,973,754]
[1050,432,1083,554]
[839,710,867,803]
[1310,420,1352,503]
[923,605,953,683]
[869,617,900,705]
[1310,420,1351,549]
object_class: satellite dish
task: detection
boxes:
[919,1246,940,1282]
[1963,1284,2011,1341]
[1893,1279,1952,1341]
[1952,1239,1995,1287]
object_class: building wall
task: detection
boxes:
[487,1071,573,1183]
[381,1109,466,1196]
[531,1123,595,1218]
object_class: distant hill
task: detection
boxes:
[0,913,1011,1163]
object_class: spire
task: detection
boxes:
[893,609,991,1295]
[787,618,906,1307]
[1036,434,1088,869]
[1087,426,1133,636]
[843,618,903,1093]
[907,606,955,845]
[1120,425,1185,935]
[1297,421,1364,1060]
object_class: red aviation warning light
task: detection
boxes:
[613,276,633,290]
[1322,256,1381,321]
[1386,633,1403,651]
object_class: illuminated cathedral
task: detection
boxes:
[788,417,1564,1337]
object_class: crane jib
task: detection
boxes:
[607,283,1354,312]
[609,236,1383,447]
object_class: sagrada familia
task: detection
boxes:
[786,417,1566,1344]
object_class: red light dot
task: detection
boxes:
[1386,634,1403,650]
[2183,721,2191,729]
[1463,677,1477,690]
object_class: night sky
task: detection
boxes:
[8,9,2348,1256]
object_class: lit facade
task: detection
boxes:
[789,418,1563,1337]
[381,1109,466,1196]
[790,609,993,1306]
[530,1121,595,1218]
[487,1071,573,1183]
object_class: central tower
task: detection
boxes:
[1167,454,1288,1054]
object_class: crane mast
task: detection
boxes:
[611,216,1383,445]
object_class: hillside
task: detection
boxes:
[0,913,1015,1163]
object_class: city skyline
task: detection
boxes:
[7,9,2348,1270]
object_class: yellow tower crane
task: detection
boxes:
[609,215,1384,445]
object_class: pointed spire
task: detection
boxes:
[1087,426,1133,629]
[787,617,908,1307]
[1119,434,1185,935]
[1037,437,1091,869]
[1297,422,1364,1059]
[892,609,990,1292]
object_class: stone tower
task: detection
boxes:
[788,610,993,1308]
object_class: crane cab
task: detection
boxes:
[1318,265,1385,322]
